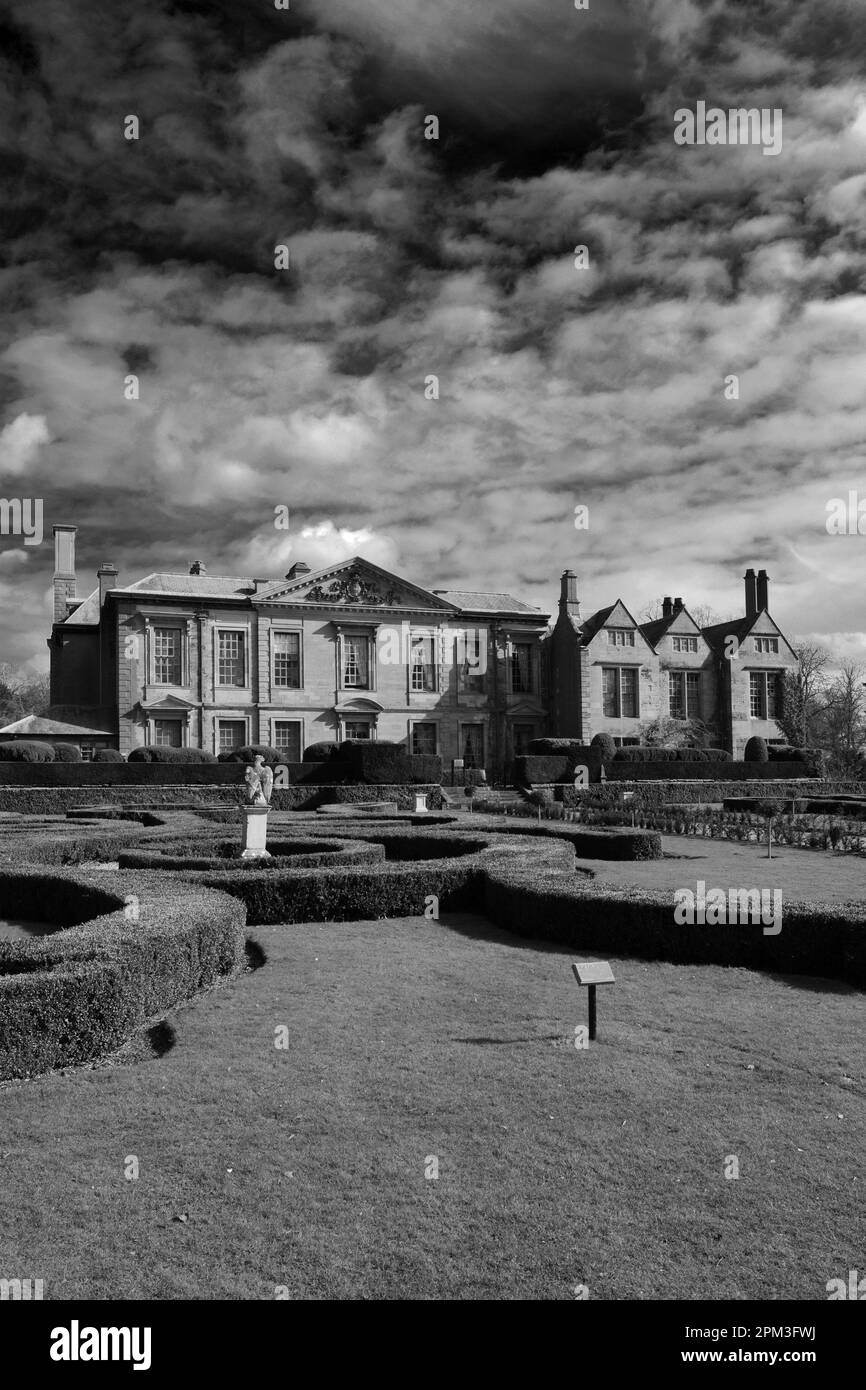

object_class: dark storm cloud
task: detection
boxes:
[0,0,864,669]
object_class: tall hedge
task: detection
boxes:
[127,745,218,763]
[218,744,282,766]
[0,741,56,762]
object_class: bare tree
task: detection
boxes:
[777,642,830,747]
[813,662,866,776]
[0,664,51,726]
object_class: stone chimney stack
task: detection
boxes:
[53,525,77,623]
[662,596,673,618]
[189,561,206,576]
[744,568,757,619]
[673,596,684,612]
[756,569,769,613]
[97,562,118,608]
[560,569,580,619]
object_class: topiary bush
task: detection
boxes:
[590,732,616,762]
[744,736,769,762]
[218,744,282,766]
[94,748,125,762]
[303,741,339,762]
[340,741,413,785]
[127,746,218,763]
[51,743,83,762]
[528,739,593,756]
[0,741,56,762]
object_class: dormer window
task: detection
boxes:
[672,636,699,653]
[754,637,779,654]
[607,629,635,647]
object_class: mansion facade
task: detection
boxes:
[41,527,798,773]
[46,527,548,771]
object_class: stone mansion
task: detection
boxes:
[41,526,798,772]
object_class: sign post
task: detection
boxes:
[571,960,615,1041]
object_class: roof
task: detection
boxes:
[0,715,114,736]
[61,588,100,625]
[122,574,255,597]
[700,616,754,653]
[432,590,544,615]
[579,604,616,642]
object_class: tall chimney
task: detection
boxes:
[97,561,118,608]
[662,596,673,618]
[744,568,757,619]
[560,569,580,618]
[673,596,684,612]
[756,569,769,613]
[53,525,77,623]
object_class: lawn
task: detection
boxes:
[578,834,866,905]
[1,910,862,1300]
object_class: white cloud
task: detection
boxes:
[0,413,50,478]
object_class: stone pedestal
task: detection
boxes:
[413,792,429,813]
[241,805,271,859]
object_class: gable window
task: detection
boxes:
[754,637,779,654]
[410,633,437,692]
[510,642,533,693]
[153,718,183,748]
[273,631,301,688]
[217,631,246,687]
[272,720,302,761]
[607,629,635,647]
[342,635,370,689]
[602,666,639,718]
[671,636,699,654]
[750,672,782,718]
[153,628,182,684]
[411,722,438,755]
[669,671,701,719]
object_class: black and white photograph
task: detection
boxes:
[0,0,864,1344]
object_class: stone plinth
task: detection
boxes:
[241,805,271,859]
[413,792,429,813]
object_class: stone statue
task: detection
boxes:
[244,755,274,806]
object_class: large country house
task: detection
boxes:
[44,526,549,770]
[546,567,798,758]
[35,527,798,772]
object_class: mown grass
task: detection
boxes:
[1,911,862,1300]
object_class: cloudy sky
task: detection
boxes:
[1,0,865,671]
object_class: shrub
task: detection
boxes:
[744,736,769,762]
[590,732,617,762]
[0,869,245,1079]
[303,741,339,762]
[218,744,282,766]
[528,739,592,756]
[340,742,413,785]
[512,755,572,786]
[51,743,83,762]
[0,741,55,762]
[127,746,218,763]
[408,754,443,784]
[94,748,124,762]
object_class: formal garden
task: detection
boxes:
[0,735,863,1298]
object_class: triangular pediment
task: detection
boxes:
[256,558,460,612]
[137,694,197,712]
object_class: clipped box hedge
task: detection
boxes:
[481,859,866,986]
[0,868,246,1079]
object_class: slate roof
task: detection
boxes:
[432,590,545,616]
[0,714,114,736]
